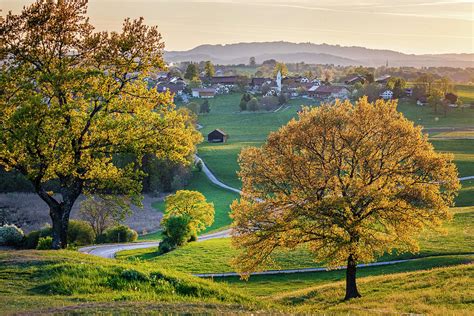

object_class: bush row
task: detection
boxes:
[0,222,137,249]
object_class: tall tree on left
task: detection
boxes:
[0,0,202,249]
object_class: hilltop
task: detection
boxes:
[165,41,474,67]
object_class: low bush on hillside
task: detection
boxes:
[67,220,95,246]
[23,226,52,249]
[103,225,138,243]
[36,236,52,250]
[0,224,24,246]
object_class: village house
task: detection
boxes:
[250,77,273,90]
[156,77,186,96]
[207,129,228,143]
[211,76,240,86]
[344,75,365,85]
[380,90,394,100]
[310,85,350,99]
[375,75,391,84]
[445,92,458,104]
[192,88,216,98]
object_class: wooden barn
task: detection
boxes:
[208,129,228,143]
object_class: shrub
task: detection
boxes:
[159,215,193,254]
[261,95,279,110]
[247,98,259,111]
[104,225,138,243]
[36,236,53,250]
[0,224,24,246]
[278,93,287,105]
[23,226,52,249]
[67,220,95,246]
[23,230,41,249]
[200,100,210,113]
[186,102,200,114]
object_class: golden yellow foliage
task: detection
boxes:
[231,98,459,281]
[0,0,202,248]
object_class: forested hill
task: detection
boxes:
[164,41,473,68]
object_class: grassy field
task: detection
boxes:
[219,255,473,298]
[1,250,472,314]
[456,84,474,103]
[0,250,264,315]
[191,94,474,232]
[197,94,474,188]
[270,262,474,314]
[118,207,473,273]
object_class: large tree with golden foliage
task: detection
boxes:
[231,97,459,300]
[0,0,201,249]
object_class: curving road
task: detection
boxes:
[194,156,242,194]
[79,229,230,259]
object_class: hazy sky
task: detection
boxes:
[3,0,474,54]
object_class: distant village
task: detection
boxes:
[148,60,466,110]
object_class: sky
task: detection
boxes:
[3,0,474,54]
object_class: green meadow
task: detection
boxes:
[179,93,474,233]
[119,206,474,273]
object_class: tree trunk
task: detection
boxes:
[49,203,73,249]
[344,254,361,300]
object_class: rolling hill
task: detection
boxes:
[165,41,474,67]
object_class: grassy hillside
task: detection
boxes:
[1,250,472,314]
[273,263,474,315]
[197,94,474,187]
[0,250,263,314]
[456,84,474,103]
[118,207,473,273]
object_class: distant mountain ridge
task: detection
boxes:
[164,41,473,68]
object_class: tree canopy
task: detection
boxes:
[231,97,459,300]
[163,190,214,235]
[0,0,202,248]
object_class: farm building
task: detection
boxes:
[310,85,350,99]
[192,88,216,98]
[211,76,240,86]
[208,129,228,143]
[375,75,391,84]
[445,92,458,104]
[344,75,365,85]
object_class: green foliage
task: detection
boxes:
[79,196,130,236]
[247,98,259,111]
[278,93,287,105]
[260,96,279,110]
[204,61,215,80]
[0,224,24,246]
[386,77,407,98]
[67,220,95,246]
[186,102,201,114]
[22,226,53,249]
[159,216,194,254]
[163,190,214,234]
[0,0,202,249]
[36,236,53,250]
[104,225,138,243]
[200,100,211,113]
[239,93,252,111]
[184,63,200,80]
